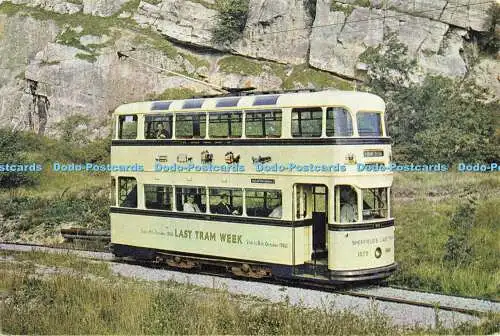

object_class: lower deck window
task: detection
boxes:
[336,185,358,223]
[176,187,206,213]
[119,177,137,208]
[145,185,173,210]
[209,188,242,215]
[246,190,282,218]
[362,188,388,220]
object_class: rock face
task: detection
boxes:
[0,0,497,136]
[310,1,474,80]
[230,0,313,64]
[134,0,218,48]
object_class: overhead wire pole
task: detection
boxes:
[116,51,229,94]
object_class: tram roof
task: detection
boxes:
[113,90,385,115]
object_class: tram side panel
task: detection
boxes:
[111,211,296,265]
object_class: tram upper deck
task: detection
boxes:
[111,90,392,174]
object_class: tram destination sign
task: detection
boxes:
[251,178,275,184]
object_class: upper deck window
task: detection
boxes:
[216,97,240,108]
[118,115,137,139]
[326,107,353,136]
[145,115,173,139]
[357,112,382,136]
[175,114,206,138]
[245,110,282,138]
[292,107,322,137]
[209,112,242,138]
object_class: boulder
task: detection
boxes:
[82,0,128,17]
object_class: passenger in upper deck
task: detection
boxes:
[155,123,169,139]
[183,193,201,213]
[340,188,358,223]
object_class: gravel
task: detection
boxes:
[0,243,488,328]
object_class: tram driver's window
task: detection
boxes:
[175,187,206,213]
[145,115,172,139]
[176,114,206,138]
[209,112,242,138]
[209,188,242,215]
[246,189,282,218]
[362,188,388,220]
[326,107,353,136]
[145,185,173,210]
[292,107,322,137]
[245,110,282,137]
[357,112,382,136]
[119,115,137,139]
[118,177,137,208]
[335,185,358,223]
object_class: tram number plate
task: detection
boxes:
[251,178,275,184]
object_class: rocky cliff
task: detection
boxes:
[0,0,498,136]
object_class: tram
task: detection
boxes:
[109,90,396,282]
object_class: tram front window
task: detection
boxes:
[357,112,382,136]
[362,188,388,220]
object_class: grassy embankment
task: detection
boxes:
[1,249,498,335]
[390,172,500,299]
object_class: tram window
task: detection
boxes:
[357,112,382,136]
[209,188,242,215]
[118,177,137,208]
[118,115,137,139]
[326,107,353,136]
[209,112,242,138]
[362,188,388,220]
[292,107,322,137]
[175,114,206,138]
[246,189,282,218]
[175,187,206,213]
[145,185,173,210]
[335,185,358,223]
[145,115,172,139]
[245,110,282,137]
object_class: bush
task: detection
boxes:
[212,0,249,45]
[0,129,40,189]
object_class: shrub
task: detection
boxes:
[212,0,249,45]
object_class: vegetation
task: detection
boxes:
[1,251,498,335]
[390,172,500,299]
[151,87,200,100]
[361,33,498,164]
[212,0,249,45]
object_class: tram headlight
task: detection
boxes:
[375,247,382,258]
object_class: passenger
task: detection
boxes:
[183,193,201,213]
[155,123,169,139]
[268,201,282,218]
[340,189,358,223]
[214,194,239,215]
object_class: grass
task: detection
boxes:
[1,251,498,335]
[390,172,500,299]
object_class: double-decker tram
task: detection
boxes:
[110,89,396,282]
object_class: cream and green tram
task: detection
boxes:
[110,90,397,282]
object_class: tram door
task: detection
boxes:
[312,186,327,259]
[295,184,328,262]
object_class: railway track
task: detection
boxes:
[1,241,499,327]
